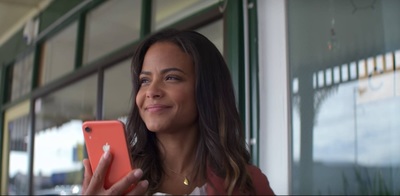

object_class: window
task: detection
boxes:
[10,52,33,101]
[33,75,97,194]
[84,0,142,64]
[103,59,132,120]
[288,0,400,194]
[4,101,30,195]
[40,22,77,85]
[152,0,218,31]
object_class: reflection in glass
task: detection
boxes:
[40,22,77,86]
[84,0,141,64]
[33,75,97,195]
[5,101,30,195]
[10,52,33,101]
[289,0,400,194]
[152,0,218,31]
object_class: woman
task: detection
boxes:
[82,29,275,195]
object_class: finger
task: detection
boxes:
[126,180,149,195]
[107,169,144,195]
[82,159,93,194]
[86,151,112,191]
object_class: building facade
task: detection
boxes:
[0,0,399,195]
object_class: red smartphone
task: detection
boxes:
[82,120,134,192]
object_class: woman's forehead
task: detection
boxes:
[141,42,194,73]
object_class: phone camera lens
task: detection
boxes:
[85,127,91,132]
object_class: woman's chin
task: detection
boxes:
[145,125,164,132]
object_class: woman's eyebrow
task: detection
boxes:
[160,67,185,74]
[140,67,186,75]
[139,71,151,76]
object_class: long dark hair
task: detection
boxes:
[127,29,254,195]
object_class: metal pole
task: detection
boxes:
[243,0,251,149]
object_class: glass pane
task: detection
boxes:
[152,0,218,31]
[11,52,34,101]
[288,0,400,195]
[4,101,30,195]
[33,75,97,195]
[40,22,77,86]
[196,19,223,54]
[103,59,132,121]
[84,0,141,64]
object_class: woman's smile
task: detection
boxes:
[145,104,172,113]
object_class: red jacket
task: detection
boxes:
[206,165,275,195]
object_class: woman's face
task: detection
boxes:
[136,41,198,133]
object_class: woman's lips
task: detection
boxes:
[145,104,171,112]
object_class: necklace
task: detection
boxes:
[164,166,190,186]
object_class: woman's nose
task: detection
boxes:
[146,82,163,98]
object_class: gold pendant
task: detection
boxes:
[183,177,189,186]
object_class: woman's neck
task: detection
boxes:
[155,125,207,194]
[156,125,198,174]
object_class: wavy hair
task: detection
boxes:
[127,29,254,195]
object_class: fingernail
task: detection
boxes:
[103,150,110,159]
[141,180,149,187]
[134,169,143,178]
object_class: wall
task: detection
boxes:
[258,0,290,195]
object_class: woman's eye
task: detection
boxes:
[166,76,180,81]
[139,78,149,84]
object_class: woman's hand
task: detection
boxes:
[81,151,148,195]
